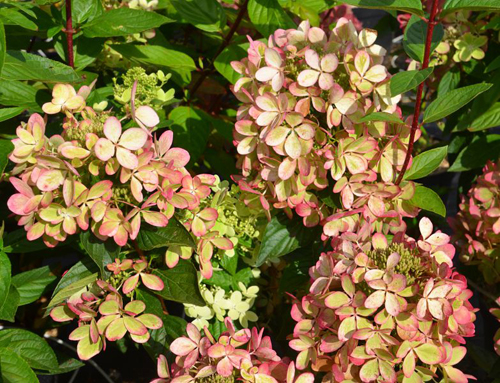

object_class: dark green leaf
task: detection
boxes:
[1,51,80,83]
[449,134,500,172]
[0,329,58,371]
[220,252,238,276]
[153,260,204,305]
[255,214,321,267]
[459,102,500,132]
[80,231,120,277]
[47,259,98,311]
[207,320,227,339]
[135,219,195,251]
[486,56,500,74]
[248,0,296,37]
[83,8,171,37]
[169,106,212,166]
[0,285,19,322]
[0,140,14,175]
[171,0,226,32]
[0,21,5,77]
[0,347,38,383]
[3,229,49,253]
[0,107,24,123]
[389,68,433,96]
[136,288,187,359]
[403,146,448,180]
[358,112,404,124]
[54,35,105,71]
[12,265,57,306]
[0,80,46,112]
[423,83,492,123]
[338,0,423,14]
[110,44,195,86]
[214,43,249,84]
[443,0,500,14]
[403,15,444,62]
[408,186,446,217]
[203,269,233,290]
[36,353,84,375]
[437,69,460,96]
[0,251,11,310]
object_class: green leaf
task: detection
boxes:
[458,102,500,132]
[3,229,49,253]
[136,288,187,359]
[449,134,500,172]
[0,107,24,123]
[0,8,38,31]
[1,51,81,83]
[255,214,321,267]
[54,35,105,71]
[389,68,433,96]
[403,15,444,62]
[0,285,20,322]
[83,8,171,37]
[0,251,11,310]
[135,219,195,251]
[0,140,14,175]
[203,269,233,290]
[408,185,446,217]
[443,0,500,14]
[80,231,120,277]
[0,347,38,383]
[153,260,204,305]
[403,146,448,180]
[358,112,404,124]
[110,44,195,86]
[72,0,103,25]
[171,0,226,32]
[338,0,423,15]
[0,329,58,371]
[169,106,212,166]
[437,69,460,96]
[214,43,249,84]
[0,80,46,112]
[220,252,238,276]
[486,56,500,74]
[207,319,227,340]
[0,21,5,77]
[423,83,492,123]
[248,0,296,37]
[36,353,84,375]
[47,259,98,311]
[12,266,57,306]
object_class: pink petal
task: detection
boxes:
[95,138,115,161]
[116,147,139,169]
[140,273,164,291]
[119,128,148,151]
[103,117,122,143]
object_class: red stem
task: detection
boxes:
[395,0,440,185]
[65,0,75,68]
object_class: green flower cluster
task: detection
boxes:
[113,67,175,113]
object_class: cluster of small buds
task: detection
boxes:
[151,318,314,383]
[185,282,260,329]
[231,19,420,240]
[7,82,233,278]
[50,279,162,360]
[288,218,476,383]
[450,160,500,284]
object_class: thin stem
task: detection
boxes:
[64,0,75,68]
[395,0,440,185]
[187,0,249,103]
[131,239,146,260]
[467,279,500,306]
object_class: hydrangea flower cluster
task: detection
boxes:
[288,218,476,382]
[7,83,233,279]
[231,19,420,240]
[151,318,313,383]
[50,276,163,360]
[450,160,500,284]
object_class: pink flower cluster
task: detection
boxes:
[231,19,419,239]
[152,318,312,383]
[450,160,500,284]
[50,278,162,360]
[288,218,476,382]
[7,85,233,278]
